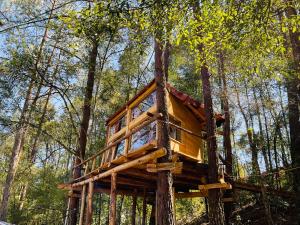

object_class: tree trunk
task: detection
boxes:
[0,0,57,218]
[69,41,98,225]
[201,64,225,225]
[253,87,270,171]
[0,78,33,220]
[154,39,175,225]
[284,1,300,222]
[218,52,233,225]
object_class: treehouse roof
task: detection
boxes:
[106,79,225,126]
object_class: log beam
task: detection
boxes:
[199,183,232,190]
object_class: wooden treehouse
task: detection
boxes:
[60,80,230,225]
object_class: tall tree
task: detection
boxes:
[155,38,176,225]
[0,0,57,219]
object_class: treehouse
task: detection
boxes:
[59,80,296,225]
[104,79,224,165]
[60,80,227,225]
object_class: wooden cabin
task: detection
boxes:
[60,80,226,225]
[60,80,294,225]
[103,79,224,165]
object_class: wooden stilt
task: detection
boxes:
[79,184,87,225]
[85,181,94,225]
[131,189,137,225]
[149,200,156,225]
[142,189,147,225]
[109,173,117,225]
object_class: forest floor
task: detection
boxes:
[179,199,296,225]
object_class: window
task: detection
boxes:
[130,122,156,151]
[132,91,156,120]
[169,116,181,142]
[109,115,126,137]
[114,139,125,159]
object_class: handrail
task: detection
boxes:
[72,112,162,170]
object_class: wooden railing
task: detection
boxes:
[71,111,162,183]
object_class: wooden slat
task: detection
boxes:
[175,191,208,198]
[199,183,232,190]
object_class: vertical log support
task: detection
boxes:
[109,173,117,225]
[142,190,147,225]
[155,39,175,225]
[79,184,87,225]
[131,189,137,225]
[85,181,94,225]
[149,199,156,225]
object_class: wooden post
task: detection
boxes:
[142,190,147,225]
[125,107,131,156]
[85,181,94,225]
[109,173,117,225]
[149,200,156,225]
[79,184,87,225]
[131,189,137,225]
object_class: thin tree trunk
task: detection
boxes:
[201,63,225,225]
[284,1,300,222]
[154,39,175,225]
[253,87,270,171]
[0,1,58,218]
[258,87,273,172]
[218,52,233,225]
[69,41,98,225]
[0,79,33,220]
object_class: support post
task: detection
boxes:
[79,184,87,225]
[149,199,156,225]
[142,189,147,225]
[131,189,137,225]
[85,181,94,225]
[109,173,117,225]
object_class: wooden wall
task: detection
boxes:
[167,92,204,162]
[106,82,204,162]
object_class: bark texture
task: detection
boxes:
[284,1,300,222]
[69,41,98,225]
[155,39,175,225]
[219,52,233,225]
[0,80,33,220]
[201,65,225,225]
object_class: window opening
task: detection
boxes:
[169,116,181,142]
[132,91,156,120]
